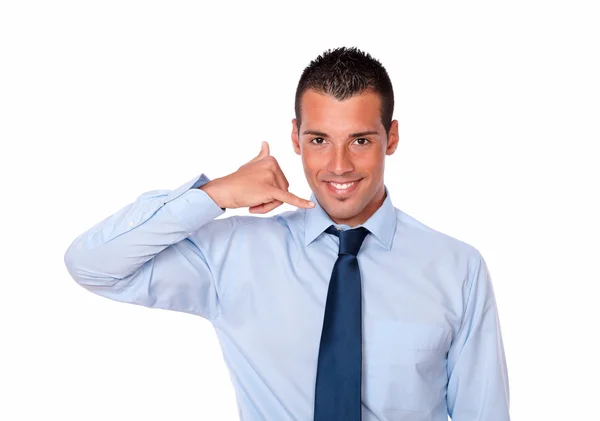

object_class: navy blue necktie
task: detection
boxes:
[313,224,370,421]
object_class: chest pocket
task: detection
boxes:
[364,320,451,412]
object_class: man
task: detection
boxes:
[64,47,510,420]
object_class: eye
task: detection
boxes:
[354,138,370,146]
[310,137,326,145]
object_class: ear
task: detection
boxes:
[291,118,301,155]
[385,120,400,155]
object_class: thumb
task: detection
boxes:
[251,141,270,162]
[259,141,270,158]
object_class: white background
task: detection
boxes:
[1,1,599,420]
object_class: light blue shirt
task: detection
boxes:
[64,173,510,421]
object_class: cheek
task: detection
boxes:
[355,152,383,171]
[302,152,327,174]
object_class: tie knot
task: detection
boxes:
[325,225,370,256]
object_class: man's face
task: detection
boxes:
[291,89,399,227]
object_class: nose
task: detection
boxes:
[327,146,354,176]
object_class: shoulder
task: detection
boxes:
[233,208,302,236]
[192,208,302,243]
[393,208,488,297]
[394,207,482,262]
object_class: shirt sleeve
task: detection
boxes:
[63,173,235,321]
[446,252,511,420]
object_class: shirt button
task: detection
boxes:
[129,221,134,227]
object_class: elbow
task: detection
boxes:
[63,243,120,291]
[63,242,81,284]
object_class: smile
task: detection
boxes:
[326,180,361,196]
[330,182,356,189]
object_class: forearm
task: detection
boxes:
[64,173,224,290]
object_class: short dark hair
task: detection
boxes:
[294,46,394,135]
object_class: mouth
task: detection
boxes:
[325,179,362,197]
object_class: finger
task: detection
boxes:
[249,200,283,214]
[249,141,270,163]
[270,187,315,209]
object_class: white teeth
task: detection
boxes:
[329,182,356,190]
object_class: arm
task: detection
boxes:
[446,252,511,420]
[63,173,235,321]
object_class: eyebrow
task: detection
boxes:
[302,130,379,138]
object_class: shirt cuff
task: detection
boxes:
[162,173,226,232]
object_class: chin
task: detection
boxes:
[319,196,366,220]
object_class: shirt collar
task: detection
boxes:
[303,185,396,250]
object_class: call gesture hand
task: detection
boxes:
[200,141,315,214]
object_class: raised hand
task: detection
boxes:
[200,141,315,214]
